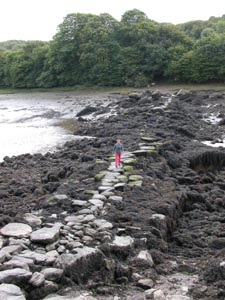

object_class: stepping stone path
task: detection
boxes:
[0,142,166,300]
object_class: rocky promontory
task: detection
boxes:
[1,89,225,299]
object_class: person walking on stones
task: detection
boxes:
[113,139,123,168]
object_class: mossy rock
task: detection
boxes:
[95,159,106,164]
[122,158,137,165]
[129,175,143,181]
[85,189,98,195]
[95,171,106,181]
[123,165,133,171]
[128,180,143,187]
[118,175,128,183]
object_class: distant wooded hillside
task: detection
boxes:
[0,10,225,88]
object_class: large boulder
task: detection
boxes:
[55,247,114,284]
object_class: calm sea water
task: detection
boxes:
[0,93,100,161]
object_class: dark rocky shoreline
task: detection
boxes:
[1,89,225,299]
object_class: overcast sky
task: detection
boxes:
[0,0,225,42]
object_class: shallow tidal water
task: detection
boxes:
[0,92,104,161]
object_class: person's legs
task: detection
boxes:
[115,152,120,167]
[118,152,122,166]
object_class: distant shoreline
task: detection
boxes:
[0,83,225,95]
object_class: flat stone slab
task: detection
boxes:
[108,196,123,202]
[30,223,62,244]
[128,180,143,187]
[98,186,114,192]
[88,199,104,207]
[72,200,87,207]
[0,223,32,238]
[0,268,32,284]
[93,219,113,230]
[112,235,134,248]
[0,283,26,300]
[129,175,143,181]
[92,194,107,201]
[65,214,95,224]
[23,213,42,227]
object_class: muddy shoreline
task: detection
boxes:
[0,90,225,299]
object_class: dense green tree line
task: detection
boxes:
[0,9,225,88]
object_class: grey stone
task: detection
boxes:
[0,223,32,238]
[153,290,166,300]
[0,268,32,284]
[112,235,134,248]
[78,209,92,215]
[29,272,45,287]
[0,245,23,263]
[92,194,107,201]
[18,251,48,263]
[93,219,113,230]
[65,214,95,224]
[135,250,154,267]
[23,213,42,227]
[137,278,154,289]
[88,199,104,207]
[30,223,62,244]
[66,241,83,250]
[0,237,4,249]
[108,196,123,202]
[72,200,87,207]
[41,268,63,282]
[4,258,30,271]
[53,194,68,201]
[0,283,26,300]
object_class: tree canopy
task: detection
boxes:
[0,9,225,88]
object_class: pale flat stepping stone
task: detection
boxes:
[65,214,95,223]
[72,200,87,207]
[122,158,137,164]
[23,213,42,227]
[132,150,153,156]
[108,166,123,172]
[77,208,93,215]
[98,186,114,192]
[101,181,114,186]
[93,219,113,230]
[118,175,128,182]
[128,180,143,187]
[0,283,26,300]
[53,194,68,201]
[111,235,134,248]
[121,151,135,158]
[140,146,156,151]
[92,194,107,201]
[0,223,32,238]
[101,191,115,197]
[114,182,126,191]
[109,196,123,202]
[30,223,62,244]
[129,175,143,181]
[88,199,104,207]
[141,136,157,143]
